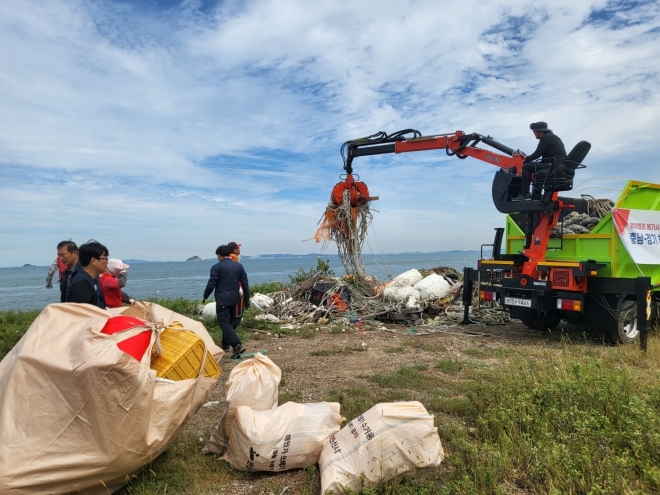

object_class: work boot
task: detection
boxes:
[512,193,532,201]
[231,343,246,358]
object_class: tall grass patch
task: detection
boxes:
[251,281,287,294]
[328,386,379,424]
[435,357,464,374]
[147,297,201,317]
[0,310,40,359]
[117,433,233,494]
[371,364,435,391]
[450,345,660,494]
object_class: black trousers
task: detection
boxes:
[216,304,241,350]
[521,162,552,193]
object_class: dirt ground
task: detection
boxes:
[178,319,582,495]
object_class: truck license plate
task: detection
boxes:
[505,297,532,308]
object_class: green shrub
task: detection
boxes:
[251,281,287,294]
[0,310,39,359]
[146,297,201,318]
[288,258,334,284]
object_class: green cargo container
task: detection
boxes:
[505,180,660,286]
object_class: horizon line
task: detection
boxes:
[4,249,486,269]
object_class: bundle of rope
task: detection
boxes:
[584,195,615,219]
[552,196,615,235]
[313,189,375,283]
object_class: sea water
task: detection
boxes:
[0,252,480,312]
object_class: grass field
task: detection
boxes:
[1,300,659,494]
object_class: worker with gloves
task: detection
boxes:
[512,122,567,201]
[203,244,250,358]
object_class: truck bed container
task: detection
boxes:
[505,180,660,285]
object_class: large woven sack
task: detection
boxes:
[413,273,451,300]
[201,302,216,318]
[0,302,222,495]
[382,285,420,303]
[390,269,423,287]
[319,401,444,494]
[225,402,342,472]
[203,353,281,455]
[250,293,275,312]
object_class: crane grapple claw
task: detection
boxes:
[331,174,373,207]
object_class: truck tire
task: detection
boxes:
[585,293,618,341]
[521,310,561,331]
[610,299,639,345]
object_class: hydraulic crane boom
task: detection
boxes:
[340,129,570,277]
[343,130,524,175]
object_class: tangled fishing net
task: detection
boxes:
[253,266,512,329]
[313,188,374,282]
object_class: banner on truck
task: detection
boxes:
[612,208,660,264]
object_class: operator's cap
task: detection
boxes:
[530,121,552,132]
[228,242,241,250]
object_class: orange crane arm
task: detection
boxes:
[339,129,563,273]
[342,130,525,175]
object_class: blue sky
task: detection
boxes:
[1,0,659,267]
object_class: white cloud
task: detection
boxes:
[1,0,660,267]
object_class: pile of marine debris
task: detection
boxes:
[250,266,511,329]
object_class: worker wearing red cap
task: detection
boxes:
[228,242,245,332]
[228,241,241,262]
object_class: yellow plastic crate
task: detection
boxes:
[150,324,221,380]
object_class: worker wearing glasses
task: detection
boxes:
[66,240,109,309]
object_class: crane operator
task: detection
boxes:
[512,121,567,201]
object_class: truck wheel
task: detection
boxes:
[610,299,638,345]
[521,310,561,331]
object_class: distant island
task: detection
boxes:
[186,256,204,262]
[23,263,34,267]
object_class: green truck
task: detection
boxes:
[335,127,658,347]
[464,180,660,345]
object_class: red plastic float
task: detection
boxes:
[100,315,152,361]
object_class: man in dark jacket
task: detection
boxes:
[57,240,81,303]
[66,240,108,309]
[203,244,250,357]
[513,121,567,201]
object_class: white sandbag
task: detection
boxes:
[202,302,216,318]
[383,285,420,303]
[413,273,451,300]
[251,293,274,312]
[226,402,342,472]
[319,401,444,494]
[203,353,281,456]
[0,302,222,495]
[390,269,423,287]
